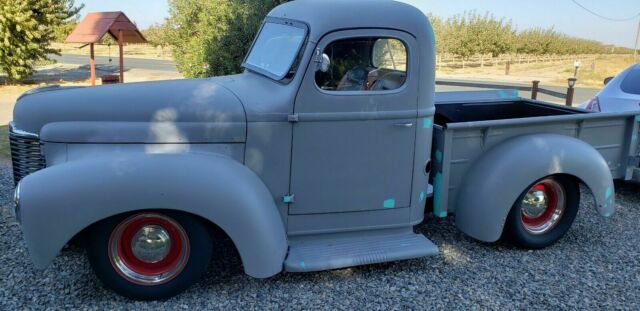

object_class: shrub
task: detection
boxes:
[165,0,289,78]
[0,0,81,82]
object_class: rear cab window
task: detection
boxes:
[620,67,640,95]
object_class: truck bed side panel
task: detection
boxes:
[433,114,638,214]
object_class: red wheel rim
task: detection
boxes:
[520,179,566,235]
[108,213,190,285]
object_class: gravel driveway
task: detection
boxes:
[1,163,638,309]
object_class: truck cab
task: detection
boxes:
[10,0,638,300]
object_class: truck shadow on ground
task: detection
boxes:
[0,64,129,85]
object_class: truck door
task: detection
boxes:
[289,29,419,215]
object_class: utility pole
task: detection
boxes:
[635,18,640,61]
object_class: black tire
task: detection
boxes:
[505,175,580,249]
[87,210,213,300]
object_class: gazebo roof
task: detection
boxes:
[65,11,147,44]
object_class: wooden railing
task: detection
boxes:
[435,79,578,106]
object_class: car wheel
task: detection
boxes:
[87,210,213,300]
[505,175,580,249]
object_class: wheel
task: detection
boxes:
[87,211,213,300]
[505,175,580,249]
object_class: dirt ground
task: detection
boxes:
[438,54,638,89]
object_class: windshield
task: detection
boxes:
[244,21,307,80]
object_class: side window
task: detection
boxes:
[620,68,640,95]
[315,37,407,92]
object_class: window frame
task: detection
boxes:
[242,17,309,82]
[620,67,640,95]
[313,35,411,96]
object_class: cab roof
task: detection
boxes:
[268,0,430,42]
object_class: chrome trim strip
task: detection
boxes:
[9,122,39,138]
[13,182,21,224]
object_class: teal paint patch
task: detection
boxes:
[635,115,640,122]
[283,195,294,203]
[434,150,443,163]
[300,261,306,268]
[433,173,446,217]
[498,89,519,99]
[605,186,613,200]
[383,198,396,209]
[423,118,432,129]
[419,191,425,202]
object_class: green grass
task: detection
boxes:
[0,125,10,162]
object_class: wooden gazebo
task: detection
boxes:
[65,12,147,85]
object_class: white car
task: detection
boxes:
[580,63,640,112]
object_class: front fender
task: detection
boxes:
[455,134,615,242]
[18,153,287,278]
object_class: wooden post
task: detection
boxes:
[566,78,577,107]
[531,80,540,100]
[118,29,124,83]
[505,60,510,75]
[89,43,96,86]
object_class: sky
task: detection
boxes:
[76,0,640,49]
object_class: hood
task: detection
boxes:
[12,78,247,143]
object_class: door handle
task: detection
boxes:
[393,122,414,128]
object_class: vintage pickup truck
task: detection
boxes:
[9,0,640,300]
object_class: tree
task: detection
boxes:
[143,24,170,48]
[165,0,289,78]
[53,20,78,42]
[0,0,82,82]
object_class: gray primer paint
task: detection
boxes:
[18,153,287,278]
[454,134,615,242]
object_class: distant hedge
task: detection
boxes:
[429,11,631,58]
[165,0,289,78]
[164,4,631,79]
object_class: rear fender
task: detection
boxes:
[455,134,614,242]
[18,153,287,278]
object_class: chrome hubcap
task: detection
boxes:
[108,213,190,286]
[520,179,566,235]
[522,189,548,218]
[131,225,172,263]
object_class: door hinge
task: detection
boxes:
[283,194,295,204]
[287,114,299,122]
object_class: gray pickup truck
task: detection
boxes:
[9,0,640,300]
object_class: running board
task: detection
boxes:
[284,232,439,272]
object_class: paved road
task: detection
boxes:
[436,78,600,106]
[50,54,178,72]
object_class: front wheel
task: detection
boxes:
[87,211,213,300]
[505,175,580,249]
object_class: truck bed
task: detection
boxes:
[431,90,640,216]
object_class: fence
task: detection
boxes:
[435,79,577,106]
[435,53,611,71]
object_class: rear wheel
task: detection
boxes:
[505,175,579,249]
[87,211,213,300]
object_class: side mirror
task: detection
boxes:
[604,76,614,85]
[319,53,331,73]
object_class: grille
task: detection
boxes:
[9,129,45,185]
